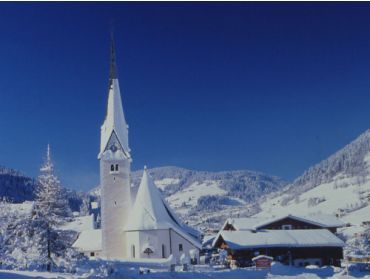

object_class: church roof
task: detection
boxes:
[125,167,202,249]
[99,40,130,158]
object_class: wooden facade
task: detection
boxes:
[256,217,338,233]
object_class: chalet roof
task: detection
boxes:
[213,229,345,250]
[72,229,102,252]
[223,214,345,231]
[124,168,202,249]
[254,214,345,229]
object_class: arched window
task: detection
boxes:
[110,164,114,171]
[132,245,136,258]
[162,244,166,258]
[115,164,119,171]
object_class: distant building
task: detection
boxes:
[72,229,102,259]
[222,214,345,233]
[213,214,345,267]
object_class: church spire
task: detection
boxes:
[109,34,117,80]
[99,36,130,159]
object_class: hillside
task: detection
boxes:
[92,166,288,231]
[0,166,89,213]
[255,129,370,257]
[258,129,370,217]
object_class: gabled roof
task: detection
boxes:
[72,229,102,252]
[124,168,202,249]
[99,79,130,158]
[223,214,344,231]
[213,229,345,250]
[254,214,345,230]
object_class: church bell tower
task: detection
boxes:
[98,38,131,259]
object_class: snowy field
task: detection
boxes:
[0,262,369,279]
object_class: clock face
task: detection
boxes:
[110,144,118,152]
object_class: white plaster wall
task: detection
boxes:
[125,231,141,259]
[169,229,200,263]
[101,158,131,259]
[125,229,199,263]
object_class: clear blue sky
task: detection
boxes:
[1,2,370,191]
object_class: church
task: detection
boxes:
[73,39,201,263]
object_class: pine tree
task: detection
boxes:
[33,144,72,271]
[35,144,71,225]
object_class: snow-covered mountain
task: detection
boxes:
[258,129,370,217]
[91,166,288,231]
[0,166,36,203]
[0,166,89,213]
[255,129,370,257]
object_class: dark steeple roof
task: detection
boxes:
[109,34,117,80]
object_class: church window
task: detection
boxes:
[115,164,119,171]
[162,244,166,258]
[110,164,114,171]
[179,244,183,252]
[132,245,135,258]
[114,201,117,206]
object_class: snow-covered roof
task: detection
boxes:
[223,217,267,231]
[213,229,345,250]
[254,214,345,229]
[252,255,273,261]
[60,214,95,232]
[202,235,216,248]
[224,214,344,231]
[125,168,202,249]
[72,229,102,252]
[99,78,130,158]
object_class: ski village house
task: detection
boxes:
[72,40,201,263]
[72,40,346,268]
[212,214,345,267]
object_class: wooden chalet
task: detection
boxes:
[213,214,345,267]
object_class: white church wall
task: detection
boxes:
[100,157,131,259]
[169,229,200,263]
[125,231,141,259]
[125,229,199,263]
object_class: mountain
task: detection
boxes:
[255,129,370,257]
[258,129,370,216]
[91,166,288,231]
[0,166,89,213]
[0,166,36,203]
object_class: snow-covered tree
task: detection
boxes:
[33,144,72,271]
[35,144,71,225]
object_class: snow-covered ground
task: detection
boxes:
[59,214,94,232]
[0,262,368,279]
[257,172,370,218]
[154,178,180,191]
[166,180,227,213]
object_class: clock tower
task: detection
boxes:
[98,38,131,259]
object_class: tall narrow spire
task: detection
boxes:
[109,34,117,80]
[99,35,130,159]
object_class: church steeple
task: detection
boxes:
[99,38,130,159]
[109,35,117,80]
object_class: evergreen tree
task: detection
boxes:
[33,144,72,271]
[35,144,71,225]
